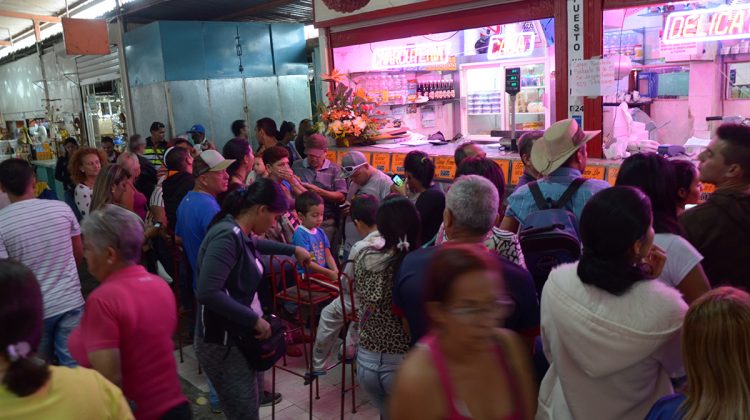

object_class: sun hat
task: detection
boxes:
[193,150,234,176]
[531,119,600,176]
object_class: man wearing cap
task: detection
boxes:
[188,124,206,146]
[292,134,348,255]
[500,119,611,234]
[145,122,168,170]
[340,151,393,257]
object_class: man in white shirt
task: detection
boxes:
[0,158,84,366]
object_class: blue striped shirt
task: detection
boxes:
[505,167,610,226]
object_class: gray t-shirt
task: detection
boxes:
[343,170,393,253]
[291,158,347,220]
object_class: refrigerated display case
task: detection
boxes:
[460,58,550,138]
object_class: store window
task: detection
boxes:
[603,2,750,147]
[331,19,555,141]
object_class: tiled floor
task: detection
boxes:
[175,345,380,419]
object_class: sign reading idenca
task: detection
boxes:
[663,3,750,44]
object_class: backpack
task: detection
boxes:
[518,178,586,296]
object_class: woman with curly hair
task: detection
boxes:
[68,147,107,218]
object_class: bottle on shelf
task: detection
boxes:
[417,82,424,98]
[450,81,456,99]
[427,81,434,100]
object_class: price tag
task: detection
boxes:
[371,152,392,173]
[391,153,407,174]
[434,156,456,180]
[492,159,511,180]
[510,160,525,185]
[699,182,717,203]
[582,166,606,180]
[325,151,337,163]
[606,166,619,186]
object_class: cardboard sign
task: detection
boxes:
[493,159,511,181]
[510,160,526,185]
[434,156,456,180]
[371,152,392,173]
[582,165,606,180]
[391,153,407,174]
[606,166,619,186]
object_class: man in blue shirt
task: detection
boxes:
[394,175,540,351]
[500,119,611,233]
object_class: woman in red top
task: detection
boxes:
[68,204,188,419]
[390,244,536,420]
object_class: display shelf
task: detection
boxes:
[469,112,502,116]
[515,112,545,115]
[382,98,458,107]
[520,86,545,90]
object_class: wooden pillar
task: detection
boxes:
[584,0,603,157]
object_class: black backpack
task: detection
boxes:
[518,178,586,296]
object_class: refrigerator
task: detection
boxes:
[460,57,551,140]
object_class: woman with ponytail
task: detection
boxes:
[0,259,132,419]
[537,186,688,420]
[194,178,310,419]
[354,194,421,418]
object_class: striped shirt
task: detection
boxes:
[0,199,84,318]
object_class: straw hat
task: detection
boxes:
[531,119,600,176]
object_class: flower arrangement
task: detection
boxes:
[316,69,381,147]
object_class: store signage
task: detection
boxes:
[371,42,450,69]
[568,0,585,125]
[663,4,750,44]
[487,32,536,60]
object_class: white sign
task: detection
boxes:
[659,41,699,62]
[571,58,616,97]
[568,0,585,125]
[487,32,536,60]
[371,42,450,69]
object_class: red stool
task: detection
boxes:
[337,260,359,417]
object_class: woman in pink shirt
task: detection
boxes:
[69,204,188,419]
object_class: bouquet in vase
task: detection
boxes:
[316,69,381,147]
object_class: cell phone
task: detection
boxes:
[153,222,162,229]
[391,174,405,187]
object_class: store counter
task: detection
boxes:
[328,143,623,187]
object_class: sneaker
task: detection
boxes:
[260,391,282,407]
[303,369,326,385]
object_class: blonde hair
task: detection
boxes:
[90,164,132,213]
[682,287,750,420]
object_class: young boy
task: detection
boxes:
[292,191,338,281]
[310,194,383,376]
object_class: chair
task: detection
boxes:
[337,260,359,417]
[270,256,339,420]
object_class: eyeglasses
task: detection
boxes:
[448,298,514,322]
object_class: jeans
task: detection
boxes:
[39,306,83,367]
[356,348,406,419]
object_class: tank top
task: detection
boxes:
[422,333,524,420]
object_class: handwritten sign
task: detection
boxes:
[391,153,407,174]
[571,58,615,97]
[660,41,699,62]
[493,159,511,181]
[583,165,606,180]
[510,160,526,185]
[325,150,337,164]
[606,166,619,186]
[371,152,392,173]
[434,156,456,180]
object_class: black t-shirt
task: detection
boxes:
[415,184,446,243]
[135,154,158,201]
[394,245,540,346]
[163,172,195,232]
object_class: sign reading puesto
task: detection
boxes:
[372,43,450,69]
[663,4,750,44]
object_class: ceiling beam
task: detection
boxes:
[0,10,62,23]
[218,0,297,20]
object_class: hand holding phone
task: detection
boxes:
[391,174,405,188]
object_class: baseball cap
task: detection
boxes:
[304,134,328,157]
[193,150,234,176]
[188,124,206,134]
[340,151,369,178]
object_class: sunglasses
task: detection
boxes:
[342,162,367,176]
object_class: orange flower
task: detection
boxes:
[321,69,346,84]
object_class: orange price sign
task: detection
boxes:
[325,150,337,164]
[493,159,511,181]
[371,152,392,173]
[582,166,606,180]
[606,166,620,186]
[434,155,456,180]
[337,151,371,165]
[391,153,407,174]
[699,182,717,203]
[510,160,525,185]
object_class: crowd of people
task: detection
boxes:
[0,115,749,420]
